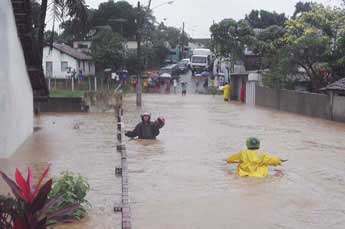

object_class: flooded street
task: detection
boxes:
[125,94,345,229]
[0,113,122,228]
[1,85,345,228]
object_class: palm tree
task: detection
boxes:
[37,0,88,63]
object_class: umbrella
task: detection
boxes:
[201,71,210,77]
[150,73,159,79]
[159,73,172,78]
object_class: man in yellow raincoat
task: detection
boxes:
[219,83,231,101]
[226,138,285,178]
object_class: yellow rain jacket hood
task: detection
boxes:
[226,150,282,178]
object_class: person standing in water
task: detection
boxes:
[219,83,231,102]
[173,79,178,94]
[225,137,286,178]
[181,81,187,96]
[125,113,165,140]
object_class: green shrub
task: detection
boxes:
[0,195,18,228]
[49,171,90,220]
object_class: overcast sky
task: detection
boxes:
[85,0,342,38]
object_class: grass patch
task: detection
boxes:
[50,90,86,98]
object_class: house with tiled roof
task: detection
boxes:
[42,43,95,79]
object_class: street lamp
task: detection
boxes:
[151,1,174,10]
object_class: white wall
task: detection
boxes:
[0,0,33,158]
[42,47,95,79]
[126,41,138,50]
[43,47,78,79]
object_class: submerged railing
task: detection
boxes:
[114,95,131,229]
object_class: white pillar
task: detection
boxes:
[94,77,97,91]
[71,77,74,91]
[48,78,51,91]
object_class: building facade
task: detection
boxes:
[43,43,95,79]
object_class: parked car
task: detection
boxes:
[181,58,191,69]
[159,64,180,80]
[177,61,188,74]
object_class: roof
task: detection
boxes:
[49,43,93,61]
[190,38,211,44]
[322,78,345,91]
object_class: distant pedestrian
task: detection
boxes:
[181,82,187,96]
[78,70,84,83]
[203,78,208,89]
[143,79,148,93]
[240,87,245,103]
[219,83,231,102]
[173,79,177,94]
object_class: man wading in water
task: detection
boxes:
[125,112,165,139]
[225,137,287,178]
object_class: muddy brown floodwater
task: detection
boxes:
[1,94,345,229]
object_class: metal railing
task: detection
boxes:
[114,96,131,229]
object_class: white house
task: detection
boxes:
[43,43,95,79]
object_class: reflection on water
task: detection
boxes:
[1,94,345,229]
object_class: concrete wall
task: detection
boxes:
[255,85,345,122]
[35,97,88,113]
[279,90,330,119]
[0,0,33,157]
[255,86,280,109]
[333,96,345,122]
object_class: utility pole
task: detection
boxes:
[182,22,185,59]
[136,1,142,106]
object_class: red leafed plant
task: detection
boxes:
[0,166,80,229]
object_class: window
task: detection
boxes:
[61,61,68,72]
[191,56,207,64]
[45,61,53,78]
[78,44,88,49]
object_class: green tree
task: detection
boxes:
[283,4,345,91]
[262,49,296,89]
[91,0,137,39]
[91,30,125,70]
[36,0,88,64]
[248,25,285,76]
[210,19,255,60]
[44,30,59,43]
[245,10,287,29]
[58,8,95,45]
[293,1,314,18]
